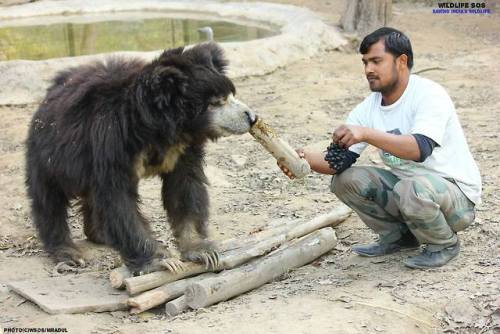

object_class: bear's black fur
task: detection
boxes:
[26,43,254,273]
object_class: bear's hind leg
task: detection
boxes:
[30,180,85,266]
[92,185,158,274]
[82,197,109,245]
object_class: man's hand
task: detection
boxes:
[333,125,366,149]
[277,149,305,179]
[277,147,335,177]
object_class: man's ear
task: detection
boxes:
[397,54,409,70]
[183,42,229,74]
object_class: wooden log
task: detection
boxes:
[218,205,351,251]
[284,205,350,240]
[109,266,132,289]
[127,273,214,314]
[124,262,207,295]
[111,220,285,291]
[128,206,349,311]
[185,227,337,309]
[250,117,311,179]
[220,205,349,268]
[125,237,288,310]
[165,296,188,317]
[122,206,351,295]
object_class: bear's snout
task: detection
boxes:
[210,94,257,137]
[245,110,257,126]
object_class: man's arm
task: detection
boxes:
[300,148,335,175]
[334,125,421,161]
[278,146,359,178]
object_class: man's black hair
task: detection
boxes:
[359,27,413,70]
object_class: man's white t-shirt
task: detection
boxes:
[346,74,482,205]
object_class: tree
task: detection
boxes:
[340,0,392,35]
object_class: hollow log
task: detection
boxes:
[185,227,337,309]
[250,117,311,179]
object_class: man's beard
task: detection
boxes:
[369,67,399,95]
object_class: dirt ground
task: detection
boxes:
[1,1,499,333]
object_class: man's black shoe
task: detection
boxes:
[352,231,419,257]
[403,240,460,269]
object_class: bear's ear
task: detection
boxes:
[142,65,188,110]
[183,42,229,74]
[158,46,185,62]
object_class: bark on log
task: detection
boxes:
[218,205,351,251]
[122,206,351,295]
[127,273,214,314]
[185,227,337,309]
[124,262,207,295]
[250,117,311,179]
[221,205,350,268]
[165,296,188,317]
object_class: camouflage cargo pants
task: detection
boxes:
[331,166,475,251]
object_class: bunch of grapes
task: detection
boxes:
[324,142,348,171]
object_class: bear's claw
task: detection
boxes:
[51,245,86,273]
[53,260,85,274]
[160,258,187,273]
[183,249,220,270]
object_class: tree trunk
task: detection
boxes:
[340,0,392,35]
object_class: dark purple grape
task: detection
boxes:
[324,142,348,171]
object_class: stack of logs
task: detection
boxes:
[109,205,351,316]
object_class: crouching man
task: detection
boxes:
[280,27,481,269]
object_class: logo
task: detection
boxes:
[432,1,492,14]
[379,129,416,170]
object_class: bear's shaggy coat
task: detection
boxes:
[26,43,255,273]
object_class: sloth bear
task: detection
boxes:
[26,42,256,274]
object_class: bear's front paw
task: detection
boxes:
[181,240,220,270]
[128,258,187,276]
[129,258,165,276]
[154,245,186,273]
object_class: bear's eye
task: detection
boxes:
[209,97,225,107]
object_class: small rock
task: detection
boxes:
[0,284,10,294]
[444,297,478,324]
[231,154,247,167]
[336,296,352,303]
[137,312,155,322]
